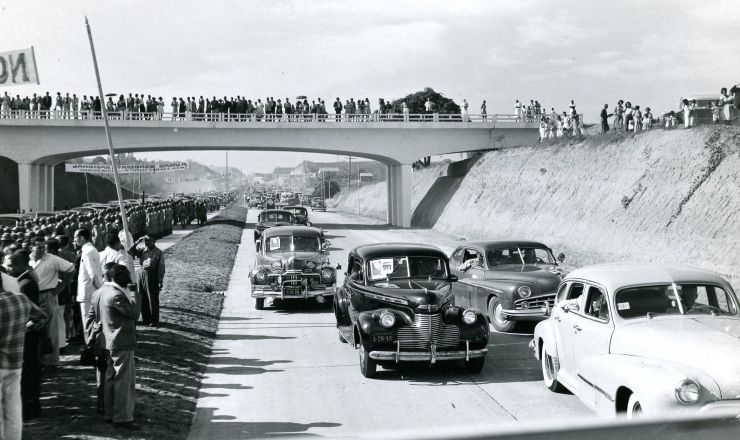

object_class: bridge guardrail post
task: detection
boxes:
[433,112,439,123]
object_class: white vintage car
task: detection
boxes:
[530,263,740,417]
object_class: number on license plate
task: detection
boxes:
[373,334,394,343]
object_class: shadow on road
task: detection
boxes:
[191,408,341,438]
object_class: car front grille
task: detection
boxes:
[514,293,556,310]
[397,313,460,350]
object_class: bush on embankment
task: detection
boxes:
[435,126,740,287]
[328,162,449,220]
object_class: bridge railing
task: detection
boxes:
[0,109,542,124]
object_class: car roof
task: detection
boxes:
[263,226,323,237]
[565,263,732,293]
[353,243,447,261]
[455,240,550,252]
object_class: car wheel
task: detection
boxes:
[627,393,643,418]
[255,298,264,310]
[464,357,485,374]
[541,346,567,392]
[488,297,516,332]
[359,340,377,378]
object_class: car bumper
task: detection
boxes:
[251,285,335,299]
[700,400,740,415]
[369,342,487,364]
[501,305,550,320]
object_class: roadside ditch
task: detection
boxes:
[23,204,246,440]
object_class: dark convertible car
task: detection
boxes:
[450,241,566,332]
[334,243,489,378]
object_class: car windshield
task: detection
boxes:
[265,235,321,253]
[487,247,555,266]
[614,284,738,318]
[367,256,448,281]
[260,212,292,222]
[287,208,307,216]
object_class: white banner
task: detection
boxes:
[0,47,40,87]
[65,161,189,174]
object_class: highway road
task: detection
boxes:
[187,208,594,439]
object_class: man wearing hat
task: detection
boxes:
[128,235,164,327]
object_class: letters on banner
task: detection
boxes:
[64,162,189,174]
[0,47,40,87]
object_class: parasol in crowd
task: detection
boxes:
[105,93,117,97]
[296,95,307,100]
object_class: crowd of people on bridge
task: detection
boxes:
[0,193,233,437]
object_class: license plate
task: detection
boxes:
[373,334,394,343]
[284,288,303,296]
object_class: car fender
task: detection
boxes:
[578,354,722,417]
[333,287,351,325]
[532,319,557,361]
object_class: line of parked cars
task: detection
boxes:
[246,207,740,417]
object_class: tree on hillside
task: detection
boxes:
[313,180,340,199]
[391,88,460,168]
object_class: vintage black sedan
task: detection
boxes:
[254,209,294,246]
[250,226,338,310]
[284,205,310,226]
[334,243,489,378]
[450,241,566,332]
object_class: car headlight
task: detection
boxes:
[379,311,396,328]
[255,271,267,282]
[675,379,700,404]
[462,309,477,325]
[271,261,282,270]
[321,268,333,280]
[518,286,532,298]
[305,261,316,269]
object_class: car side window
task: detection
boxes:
[350,258,364,284]
[584,286,609,322]
[556,283,569,303]
[450,249,463,266]
[567,283,584,301]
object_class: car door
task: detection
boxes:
[552,281,586,386]
[572,284,614,409]
[449,248,468,307]
[462,248,487,308]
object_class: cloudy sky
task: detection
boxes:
[1,0,738,171]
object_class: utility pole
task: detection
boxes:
[347,156,352,190]
[225,151,229,193]
[357,167,361,216]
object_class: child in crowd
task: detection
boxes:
[712,101,721,125]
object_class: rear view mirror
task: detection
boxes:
[557,253,565,263]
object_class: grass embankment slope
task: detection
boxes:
[328,162,449,220]
[435,126,740,287]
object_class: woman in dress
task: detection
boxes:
[681,98,691,128]
[481,100,487,122]
[461,99,469,122]
[171,98,178,121]
[720,87,732,124]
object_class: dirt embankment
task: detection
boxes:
[435,126,740,287]
[328,162,449,220]
[24,204,246,440]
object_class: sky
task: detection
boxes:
[1,0,738,172]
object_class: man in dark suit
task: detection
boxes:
[97,264,140,430]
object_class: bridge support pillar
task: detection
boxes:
[387,164,412,228]
[18,163,54,213]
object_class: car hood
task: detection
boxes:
[365,279,453,308]
[261,252,328,269]
[484,265,562,294]
[258,221,292,228]
[611,316,740,399]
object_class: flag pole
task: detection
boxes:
[84,16,131,251]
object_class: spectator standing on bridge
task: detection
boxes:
[128,235,164,327]
[461,99,470,122]
[514,100,522,121]
[97,264,140,430]
[74,228,104,344]
[481,100,487,122]
[0,273,47,440]
[424,98,433,118]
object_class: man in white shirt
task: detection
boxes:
[30,237,74,366]
[74,228,104,344]
[100,235,127,270]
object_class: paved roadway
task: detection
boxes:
[188,209,595,439]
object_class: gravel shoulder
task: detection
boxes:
[22,204,247,440]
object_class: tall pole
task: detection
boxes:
[225,151,229,193]
[84,173,90,203]
[85,17,131,251]
[348,156,352,190]
[357,167,361,216]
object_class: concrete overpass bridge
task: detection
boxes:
[0,111,539,226]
